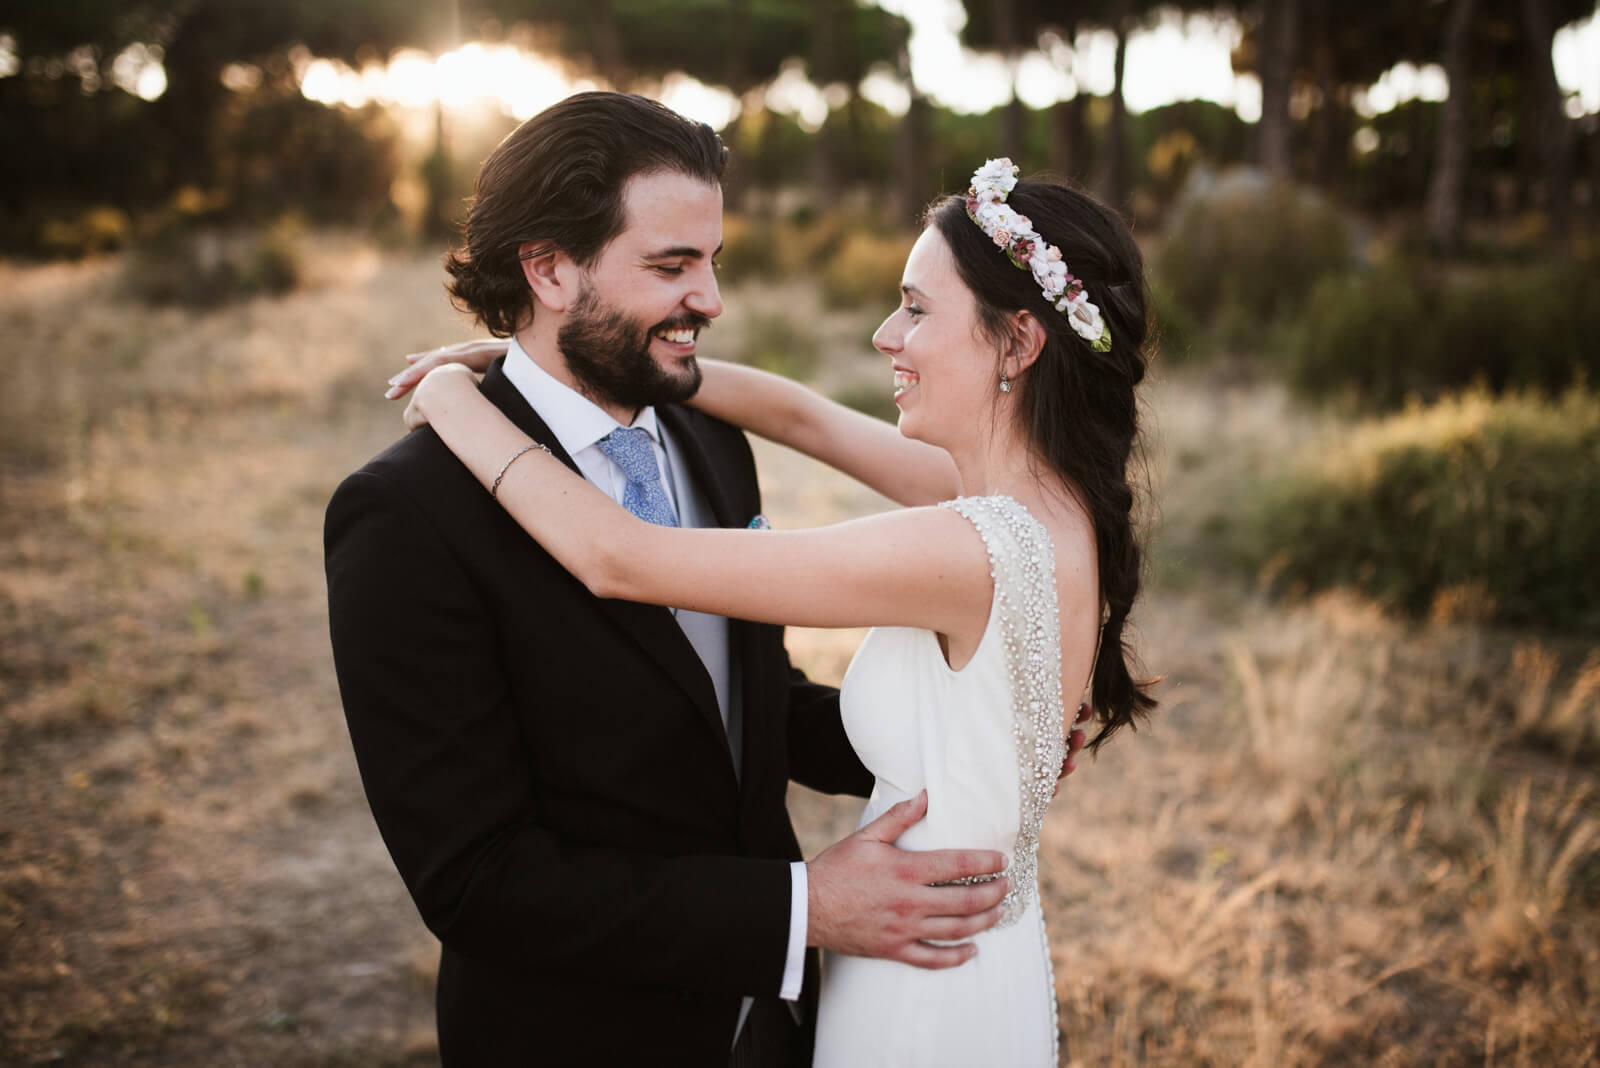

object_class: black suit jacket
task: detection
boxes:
[325,359,871,1065]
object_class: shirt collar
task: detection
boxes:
[501,337,662,455]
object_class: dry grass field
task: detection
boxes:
[2,234,1596,1066]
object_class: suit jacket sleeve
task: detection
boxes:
[784,665,873,798]
[326,467,793,995]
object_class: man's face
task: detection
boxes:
[558,170,724,412]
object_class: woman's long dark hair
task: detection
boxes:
[930,178,1157,750]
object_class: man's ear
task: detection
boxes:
[519,242,577,313]
[1003,310,1048,381]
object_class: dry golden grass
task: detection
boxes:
[2,234,1595,1065]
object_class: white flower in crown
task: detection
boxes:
[973,158,1020,193]
[964,157,1112,353]
[1060,291,1110,351]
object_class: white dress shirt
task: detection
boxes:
[501,340,808,1016]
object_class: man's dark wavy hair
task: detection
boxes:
[444,91,728,337]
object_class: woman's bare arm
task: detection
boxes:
[689,359,960,507]
[407,365,990,637]
[387,342,961,507]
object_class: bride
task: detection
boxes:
[395,161,1156,1065]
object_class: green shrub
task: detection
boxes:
[1250,388,1600,630]
[1290,259,1600,410]
[1149,279,1202,364]
[830,381,899,423]
[124,219,303,308]
[1156,168,1354,348]
[774,211,854,279]
[733,312,820,382]
[718,213,780,283]
[37,206,132,258]
[820,230,914,310]
[718,215,769,280]
[1288,265,1432,406]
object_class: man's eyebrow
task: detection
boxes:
[643,243,725,260]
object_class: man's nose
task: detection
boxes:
[685,268,723,320]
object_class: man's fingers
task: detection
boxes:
[896,941,978,970]
[908,847,1007,887]
[915,907,1004,943]
[855,790,928,843]
[916,876,1009,918]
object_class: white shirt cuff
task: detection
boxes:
[780,861,807,1001]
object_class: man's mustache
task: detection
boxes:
[650,312,712,335]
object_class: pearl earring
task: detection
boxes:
[999,373,1011,394]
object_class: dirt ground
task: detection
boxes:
[2,239,1595,1066]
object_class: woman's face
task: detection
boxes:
[873,228,999,451]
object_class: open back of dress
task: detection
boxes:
[814,495,1067,1068]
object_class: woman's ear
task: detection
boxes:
[1004,310,1048,380]
[519,242,575,313]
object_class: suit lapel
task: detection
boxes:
[481,362,726,741]
[659,404,778,801]
[657,404,739,529]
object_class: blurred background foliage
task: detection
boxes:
[2,0,1596,636]
[4,4,1600,1063]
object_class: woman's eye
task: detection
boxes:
[905,304,925,320]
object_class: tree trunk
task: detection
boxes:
[1257,0,1299,180]
[992,0,1024,158]
[1092,0,1131,210]
[809,0,843,194]
[718,0,752,210]
[891,17,926,227]
[153,6,230,191]
[1050,95,1087,182]
[894,89,930,227]
[588,0,631,89]
[1047,22,1084,181]
[1005,82,1026,162]
[1424,0,1477,255]
[1307,0,1340,190]
[1519,0,1574,245]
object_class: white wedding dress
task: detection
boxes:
[812,495,1068,1067]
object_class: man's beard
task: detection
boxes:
[557,281,706,411]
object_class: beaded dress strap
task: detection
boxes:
[938,495,1066,927]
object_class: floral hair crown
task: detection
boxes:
[966,158,1111,353]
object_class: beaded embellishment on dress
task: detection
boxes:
[938,496,1067,928]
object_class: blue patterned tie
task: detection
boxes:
[597,426,680,528]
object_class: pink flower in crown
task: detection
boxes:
[1046,246,1062,262]
[992,229,1012,248]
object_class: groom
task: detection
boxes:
[325,92,1020,1065]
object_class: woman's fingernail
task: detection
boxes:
[388,375,403,385]
[384,386,401,399]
